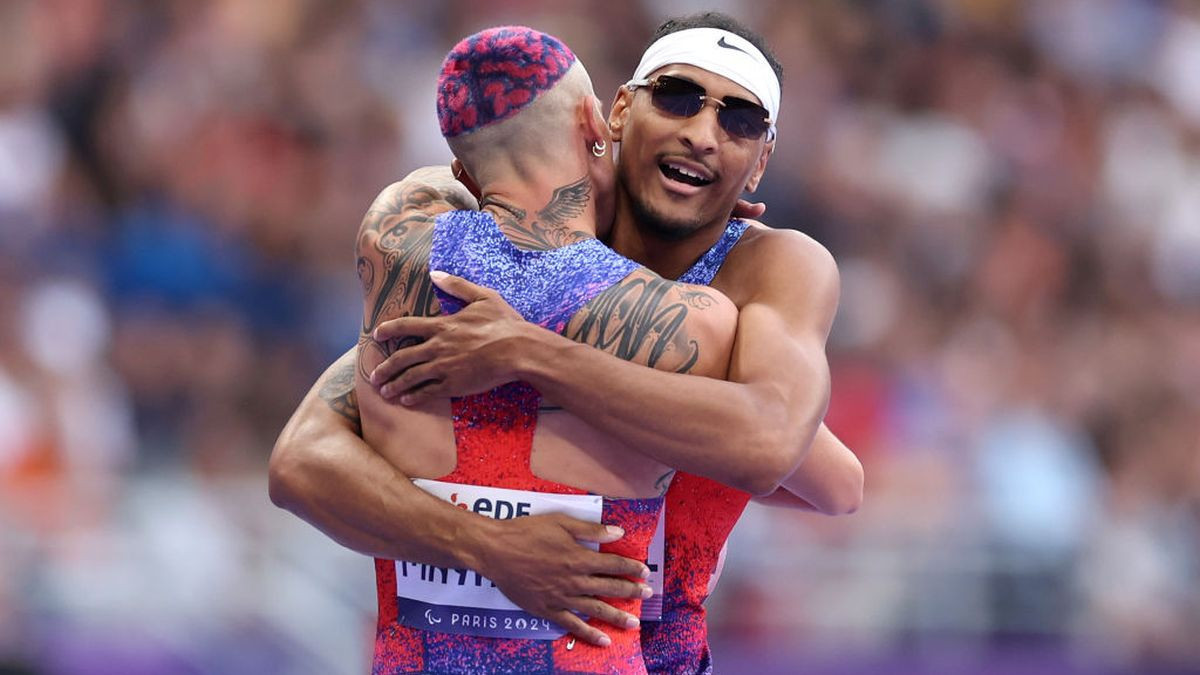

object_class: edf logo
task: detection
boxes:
[449,493,532,520]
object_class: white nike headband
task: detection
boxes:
[630,27,780,139]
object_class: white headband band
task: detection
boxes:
[630,27,780,138]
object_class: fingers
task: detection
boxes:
[396,380,445,407]
[561,519,625,544]
[379,362,440,400]
[587,552,651,581]
[370,342,437,387]
[570,597,640,631]
[552,518,650,579]
[430,270,496,303]
[731,198,766,219]
[373,316,439,342]
[550,611,612,648]
[577,575,652,601]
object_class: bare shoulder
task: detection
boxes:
[736,221,838,280]
[355,171,464,336]
[358,167,479,243]
[368,168,478,218]
[718,221,839,308]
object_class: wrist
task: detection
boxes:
[509,324,570,384]
[456,513,504,575]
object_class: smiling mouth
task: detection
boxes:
[659,162,714,188]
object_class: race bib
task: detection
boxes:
[394,479,603,640]
[639,507,665,621]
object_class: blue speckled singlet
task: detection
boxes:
[371,210,663,675]
[429,210,638,333]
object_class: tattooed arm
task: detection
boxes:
[269,166,477,559]
[355,167,477,331]
[562,268,735,378]
[526,229,841,496]
[271,167,659,645]
[279,164,481,558]
[372,229,844,497]
[357,169,833,496]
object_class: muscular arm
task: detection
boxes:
[270,167,652,645]
[531,233,836,495]
[377,229,839,496]
[271,167,485,561]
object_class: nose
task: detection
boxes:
[678,99,722,154]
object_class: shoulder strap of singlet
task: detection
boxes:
[677,218,750,286]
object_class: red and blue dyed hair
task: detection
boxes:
[436,26,577,138]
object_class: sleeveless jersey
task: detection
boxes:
[640,218,751,675]
[372,210,662,674]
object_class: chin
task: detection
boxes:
[645,217,706,241]
[631,195,707,241]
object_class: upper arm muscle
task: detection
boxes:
[720,230,841,446]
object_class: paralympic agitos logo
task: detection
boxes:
[449,492,533,520]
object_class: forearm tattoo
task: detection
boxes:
[567,275,705,373]
[355,175,712,383]
[318,359,362,437]
[480,176,592,251]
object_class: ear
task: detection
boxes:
[450,158,482,200]
[578,95,610,152]
[743,139,774,193]
[608,86,634,142]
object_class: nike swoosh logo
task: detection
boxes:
[717,36,748,55]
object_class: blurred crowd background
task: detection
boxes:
[0,0,1197,673]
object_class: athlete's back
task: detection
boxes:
[354,169,737,674]
[356,25,739,672]
[355,175,737,498]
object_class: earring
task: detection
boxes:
[591,140,607,157]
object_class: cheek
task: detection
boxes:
[616,147,641,183]
[723,150,760,189]
[626,112,673,153]
[622,136,659,182]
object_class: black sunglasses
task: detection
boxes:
[627,74,774,141]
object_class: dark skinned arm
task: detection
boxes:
[371,229,841,496]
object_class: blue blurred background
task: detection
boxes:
[1,1,1198,673]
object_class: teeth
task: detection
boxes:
[665,161,709,181]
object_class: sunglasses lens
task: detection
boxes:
[719,103,770,140]
[650,77,705,117]
[645,76,771,140]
